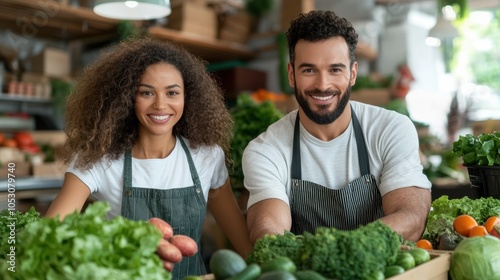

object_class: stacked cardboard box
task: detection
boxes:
[167,0,218,38]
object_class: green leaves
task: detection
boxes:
[452,132,500,166]
[0,202,170,280]
[230,94,283,190]
[422,195,500,248]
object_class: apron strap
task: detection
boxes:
[351,109,371,176]
[178,136,202,188]
[291,113,302,180]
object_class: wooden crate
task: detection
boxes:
[167,1,217,38]
[389,251,450,280]
[218,10,255,44]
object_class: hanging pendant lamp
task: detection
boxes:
[93,0,171,20]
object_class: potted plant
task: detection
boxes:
[452,132,500,198]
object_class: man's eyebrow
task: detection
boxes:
[296,63,347,69]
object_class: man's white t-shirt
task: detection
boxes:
[243,101,432,209]
[67,137,228,218]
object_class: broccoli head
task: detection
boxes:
[246,231,303,266]
[300,221,400,280]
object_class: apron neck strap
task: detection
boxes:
[291,105,371,180]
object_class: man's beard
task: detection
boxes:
[295,85,351,125]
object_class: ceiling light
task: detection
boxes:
[93,0,171,20]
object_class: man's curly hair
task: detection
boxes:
[286,10,359,67]
[61,37,233,170]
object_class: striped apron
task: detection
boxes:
[121,137,207,280]
[289,108,383,235]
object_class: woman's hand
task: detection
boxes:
[148,218,199,271]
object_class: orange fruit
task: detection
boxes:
[453,214,478,237]
[416,239,433,250]
[469,225,489,237]
[484,216,500,234]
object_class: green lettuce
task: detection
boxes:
[0,202,170,280]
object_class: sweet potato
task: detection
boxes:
[157,238,182,263]
[169,234,198,257]
[148,218,174,239]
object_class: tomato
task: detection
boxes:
[453,214,478,237]
[484,216,500,234]
[1,138,18,148]
[416,239,433,250]
[20,144,41,154]
[13,131,34,147]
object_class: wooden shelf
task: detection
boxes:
[0,0,119,41]
[148,26,256,63]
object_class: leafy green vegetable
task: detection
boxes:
[422,195,500,248]
[452,132,500,166]
[247,221,401,280]
[0,202,170,280]
[0,207,40,254]
[230,94,283,191]
[450,235,500,280]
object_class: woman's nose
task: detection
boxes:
[153,96,166,110]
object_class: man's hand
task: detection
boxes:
[149,218,199,271]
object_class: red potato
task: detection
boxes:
[148,217,174,239]
[169,234,198,257]
[157,238,183,263]
[162,261,175,272]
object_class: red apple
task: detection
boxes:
[491,223,500,239]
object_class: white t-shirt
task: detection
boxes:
[243,101,431,209]
[67,137,228,218]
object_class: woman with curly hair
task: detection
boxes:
[46,37,251,278]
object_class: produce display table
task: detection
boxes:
[201,251,451,280]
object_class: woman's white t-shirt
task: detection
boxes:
[67,137,228,218]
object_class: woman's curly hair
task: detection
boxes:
[286,10,359,67]
[62,37,233,170]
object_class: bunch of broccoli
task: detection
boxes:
[245,230,303,265]
[246,220,401,280]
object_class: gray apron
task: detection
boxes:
[121,137,206,279]
[290,108,383,234]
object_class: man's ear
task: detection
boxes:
[350,61,358,87]
[288,63,295,88]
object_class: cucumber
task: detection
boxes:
[293,270,326,280]
[407,248,431,266]
[367,270,385,280]
[260,256,296,273]
[395,252,416,270]
[227,263,261,280]
[258,271,297,280]
[384,265,405,278]
[209,249,247,280]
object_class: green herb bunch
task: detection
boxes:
[230,93,283,192]
[452,132,500,166]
